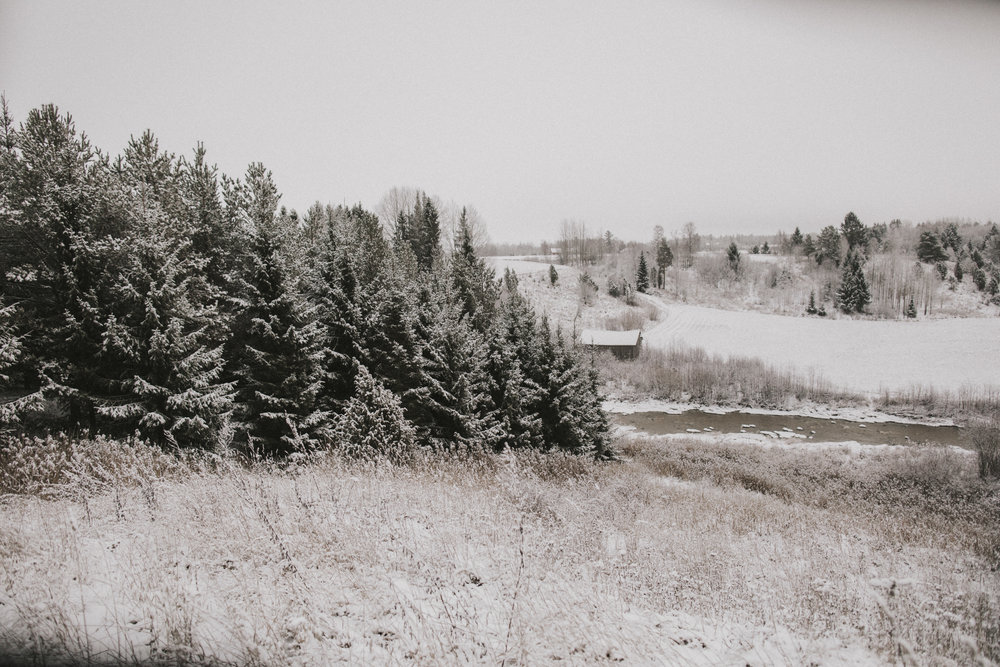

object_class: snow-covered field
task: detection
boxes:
[641,297,1000,395]
[5,440,996,665]
[489,255,1000,397]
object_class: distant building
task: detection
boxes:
[579,329,643,360]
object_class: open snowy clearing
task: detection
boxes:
[640,296,1000,395]
[488,256,1000,398]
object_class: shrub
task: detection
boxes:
[969,417,1000,479]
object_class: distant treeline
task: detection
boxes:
[0,101,611,458]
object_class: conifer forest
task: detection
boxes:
[0,102,610,459]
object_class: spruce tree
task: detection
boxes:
[96,136,235,446]
[841,212,867,251]
[549,264,558,286]
[334,364,415,462]
[230,164,331,454]
[0,104,114,430]
[790,227,804,246]
[905,296,917,319]
[806,291,817,315]
[449,207,499,332]
[955,261,964,282]
[636,253,650,292]
[917,231,948,263]
[816,226,841,265]
[837,251,871,313]
[0,300,45,425]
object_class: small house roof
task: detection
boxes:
[579,329,642,347]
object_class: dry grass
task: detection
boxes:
[600,344,858,411]
[1,436,998,665]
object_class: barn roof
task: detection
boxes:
[579,329,642,347]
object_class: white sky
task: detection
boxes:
[2,0,999,243]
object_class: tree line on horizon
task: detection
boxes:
[0,100,611,458]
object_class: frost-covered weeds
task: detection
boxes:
[1,435,998,665]
[600,344,857,410]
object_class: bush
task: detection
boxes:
[969,417,1000,479]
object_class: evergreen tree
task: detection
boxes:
[655,237,673,288]
[726,242,741,276]
[408,276,496,447]
[806,291,817,315]
[905,296,917,319]
[762,241,770,254]
[940,222,962,253]
[230,164,330,454]
[0,300,45,425]
[636,253,650,292]
[837,251,871,313]
[334,364,415,461]
[790,227,804,246]
[802,234,816,258]
[816,226,841,265]
[96,135,234,446]
[0,103,115,430]
[549,264,558,286]
[972,266,987,291]
[917,231,948,263]
[841,211,867,251]
[954,261,964,282]
[449,207,499,332]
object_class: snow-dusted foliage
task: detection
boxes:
[0,100,612,458]
[334,365,415,461]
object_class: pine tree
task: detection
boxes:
[762,241,770,254]
[802,234,816,258]
[636,253,650,292]
[905,296,917,319]
[917,231,948,263]
[0,300,45,425]
[790,227,804,246]
[407,276,496,447]
[806,291,817,315]
[334,364,415,462]
[726,242,741,276]
[549,264,558,286]
[841,212,867,251]
[816,226,841,265]
[655,238,673,288]
[0,103,115,430]
[230,164,331,454]
[449,207,499,333]
[955,261,964,282]
[837,251,871,313]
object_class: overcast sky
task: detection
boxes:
[2,1,999,243]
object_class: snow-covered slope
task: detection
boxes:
[642,296,1000,395]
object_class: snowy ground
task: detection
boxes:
[488,255,1000,398]
[640,295,1000,396]
[8,444,993,665]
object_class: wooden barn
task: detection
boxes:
[579,329,643,360]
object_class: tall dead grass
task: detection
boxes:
[600,344,857,409]
[1,435,997,664]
